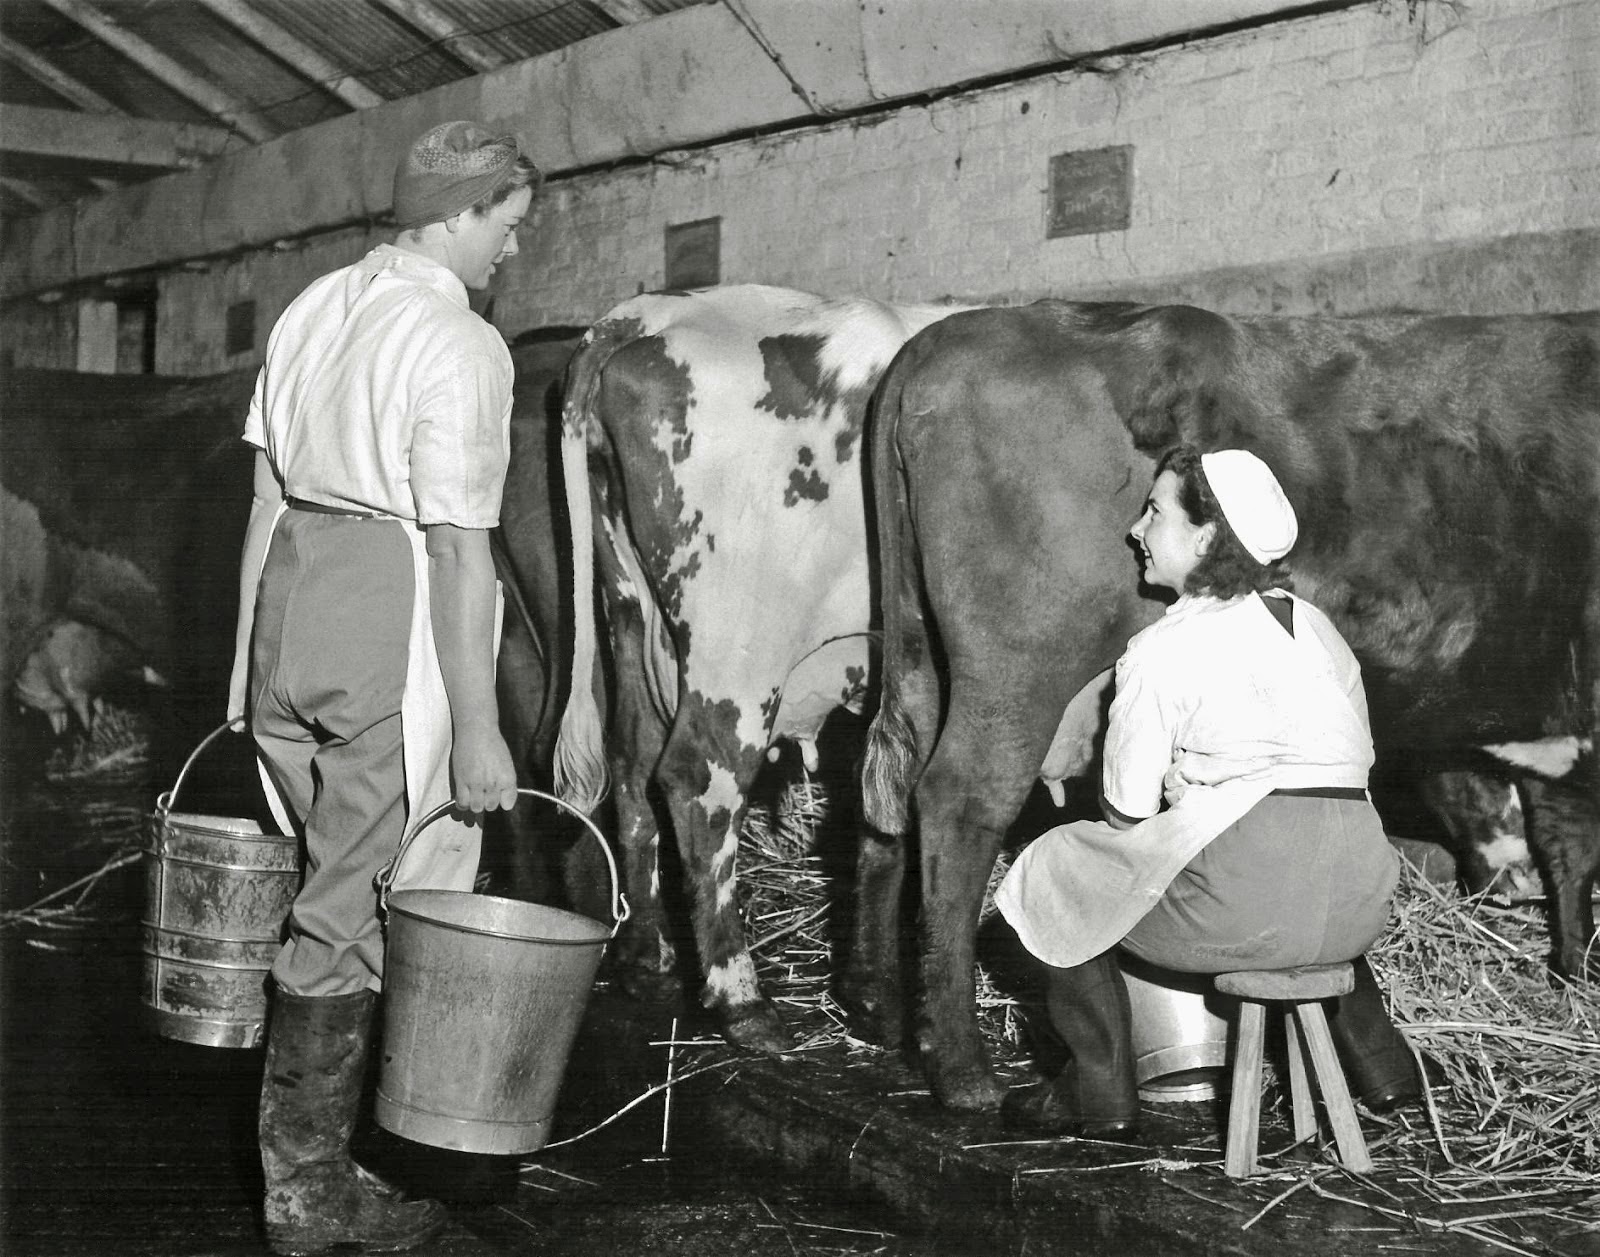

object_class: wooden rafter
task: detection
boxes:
[590,0,655,24]
[42,0,278,143]
[370,0,507,74]
[192,0,386,111]
[0,36,124,191]
[0,104,237,171]
[0,175,50,209]
[0,34,119,112]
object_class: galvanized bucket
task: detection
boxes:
[141,722,298,1049]
[1124,956,1234,1103]
[375,789,629,1155]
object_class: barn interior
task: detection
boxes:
[2,2,1597,1255]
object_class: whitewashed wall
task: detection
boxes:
[502,0,1596,331]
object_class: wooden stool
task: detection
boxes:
[1215,963,1373,1178]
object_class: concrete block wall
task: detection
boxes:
[500,0,1597,331]
[4,0,1593,373]
[153,225,387,375]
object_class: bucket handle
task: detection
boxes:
[378,788,631,935]
[155,719,240,816]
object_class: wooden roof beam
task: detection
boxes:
[0,176,51,209]
[590,0,655,24]
[42,0,277,143]
[371,0,507,74]
[0,104,237,171]
[0,34,120,112]
[192,0,386,111]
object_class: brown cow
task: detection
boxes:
[861,302,1600,1111]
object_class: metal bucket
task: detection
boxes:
[375,789,629,1155]
[1124,955,1234,1103]
[142,722,298,1049]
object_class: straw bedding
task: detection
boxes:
[737,775,1600,1202]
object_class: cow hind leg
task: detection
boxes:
[656,727,790,1054]
[1521,773,1600,981]
[846,658,941,1045]
[841,828,908,1047]
[914,763,1017,1112]
[605,606,681,999]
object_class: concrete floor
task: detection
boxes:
[3,731,1595,1257]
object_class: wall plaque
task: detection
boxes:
[1047,145,1133,238]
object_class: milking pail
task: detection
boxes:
[375,789,629,1156]
[141,723,298,1049]
[1124,954,1234,1102]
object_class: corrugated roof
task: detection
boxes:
[0,0,713,219]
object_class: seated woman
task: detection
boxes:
[995,445,1420,1137]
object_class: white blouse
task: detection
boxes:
[243,244,513,529]
[1103,591,1373,819]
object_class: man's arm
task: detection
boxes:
[227,450,284,726]
[425,523,518,812]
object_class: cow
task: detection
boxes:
[551,284,967,1050]
[486,330,608,907]
[860,302,1600,1111]
[2,366,257,762]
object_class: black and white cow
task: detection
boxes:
[552,285,965,1049]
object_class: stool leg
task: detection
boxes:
[1225,1000,1265,1178]
[1296,1002,1374,1174]
[1284,1008,1316,1147]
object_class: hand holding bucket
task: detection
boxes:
[374,788,630,1155]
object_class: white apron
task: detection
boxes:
[995,778,1274,969]
[997,593,1369,969]
[254,506,501,892]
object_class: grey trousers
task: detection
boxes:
[250,510,414,996]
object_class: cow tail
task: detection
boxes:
[861,377,921,838]
[553,337,611,815]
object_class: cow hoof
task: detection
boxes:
[928,1061,1007,1113]
[722,1003,792,1055]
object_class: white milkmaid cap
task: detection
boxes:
[1199,449,1298,564]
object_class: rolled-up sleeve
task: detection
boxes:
[242,367,267,450]
[1101,644,1180,820]
[410,350,512,528]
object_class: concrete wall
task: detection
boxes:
[3,0,1594,374]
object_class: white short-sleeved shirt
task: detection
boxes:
[243,244,513,528]
[1103,591,1374,819]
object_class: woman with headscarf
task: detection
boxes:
[228,121,541,1253]
[995,445,1419,1138]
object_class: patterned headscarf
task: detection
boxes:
[392,121,520,230]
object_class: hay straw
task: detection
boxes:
[0,847,140,931]
[1368,858,1599,1183]
[734,772,1600,1217]
[43,703,149,782]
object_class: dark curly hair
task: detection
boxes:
[1155,445,1291,599]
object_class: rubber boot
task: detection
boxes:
[1002,950,1141,1138]
[1326,957,1424,1113]
[259,987,447,1256]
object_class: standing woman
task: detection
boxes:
[227,122,540,1254]
[995,446,1420,1137]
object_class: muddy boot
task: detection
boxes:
[259,987,447,1256]
[1326,956,1424,1113]
[1002,950,1140,1138]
